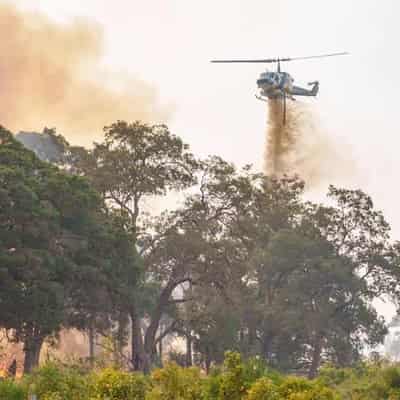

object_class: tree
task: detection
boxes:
[65,120,199,371]
[163,163,399,376]
[11,118,400,376]
[0,127,141,372]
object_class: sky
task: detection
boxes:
[7,0,400,316]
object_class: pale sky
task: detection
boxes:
[9,0,400,317]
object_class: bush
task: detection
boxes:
[278,376,339,400]
[146,362,204,400]
[218,351,247,400]
[282,386,339,400]
[90,368,148,400]
[317,366,353,387]
[383,367,400,389]
[243,357,282,388]
[24,362,88,400]
[203,369,222,400]
[0,378,26,400]
[246,377,279,400]
[8,354,400,400]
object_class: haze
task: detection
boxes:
[8,1,400,252]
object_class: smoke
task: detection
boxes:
[0,3,169,145]
[264,99,355,189]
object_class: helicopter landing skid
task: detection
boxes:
[255,94,268,102]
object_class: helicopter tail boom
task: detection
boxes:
[289,81,319,97]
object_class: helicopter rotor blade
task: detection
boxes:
[286,52,349,61]
[211,52,348,64]
[211,58,282,63]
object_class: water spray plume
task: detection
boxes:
[0,4,169,145]
[265,100,355,189]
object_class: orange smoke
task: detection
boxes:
[0,4,169,145]
[264,100,355,189]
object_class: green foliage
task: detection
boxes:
[278,377,314,398]
[0,378,26,400]
[217,352,282,400]
[23,362,88,400]
[146,362,203,400]
[248,374,340,400]
[246,377,279,400]
[317,363,400,400]
[202,369,222,400]
[90,368,148,400]
[0,127,142,372]
[12,357,400,400]
[3,117,400,380]
[243,356,282,387]
[218,352,247,400]
[383,366,400,389]
[317,366,354,387]
[278,377,339,400]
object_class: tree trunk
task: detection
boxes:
[186,334,192,367]
[23,336,44,374]
[130,309,140,371]
[336,335,353,367]
[143,281,176,371]
[158,335,163,366]
[248,327,256,355]
[239,329,244,343]
[262,333,274,362]
[7,359,17,378]
[88,324,95,368]
[130,309,151,373]
[205,347,211,375]
[115,315,127,367]
[308,332,324,379]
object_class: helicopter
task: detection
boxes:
[211,52,348,124]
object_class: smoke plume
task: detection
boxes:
[0,3,168,145]
[264,100,354,189]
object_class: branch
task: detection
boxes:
[167,297,194,305]
[154,320,179,345]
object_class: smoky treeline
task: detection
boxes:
[1,122,400,378]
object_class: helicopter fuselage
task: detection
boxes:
[256,71,294,99]
[256,70,319,100]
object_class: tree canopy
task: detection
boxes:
[2,122,400,378]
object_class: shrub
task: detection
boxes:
[278,376,313,398]
[218,351,247,400]
[389,388,400,400]
[278,377,339,400]
[317,366,353,387]
[283,386,339,400]
[246,377,279,400]
[383,367,400,389]
[146,362,204,400]
[90,368,148,400]
[24,362,88,400]
[203,370,222,400]
[168,350,187,367]
[0,378,26,400]
[243,357,282,388]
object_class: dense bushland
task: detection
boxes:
[2,122,400,378]
[2,352,400,399]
